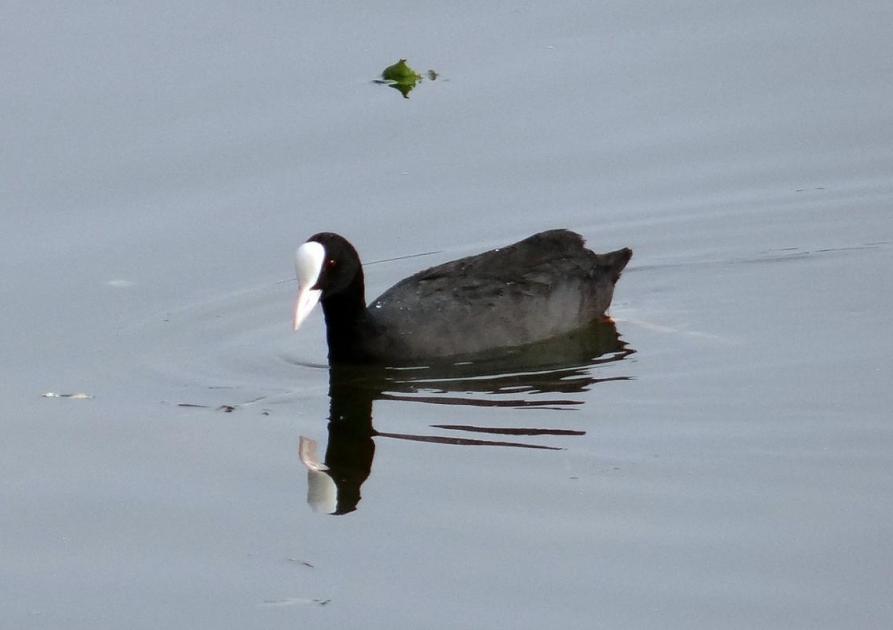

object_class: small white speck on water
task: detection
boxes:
[106,279,135,288]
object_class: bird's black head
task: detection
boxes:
[293,232,366,331]
[304,233,363,297]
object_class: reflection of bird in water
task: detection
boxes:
[298,319,633,515]
[292,229,631,365]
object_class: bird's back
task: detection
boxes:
[362,230,631,361]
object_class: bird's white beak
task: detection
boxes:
[294,241,325,331]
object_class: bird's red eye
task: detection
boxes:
[326,259,337,269]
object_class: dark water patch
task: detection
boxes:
[374,431,563,450]
[430,424,586,436]
[297,319,633,515]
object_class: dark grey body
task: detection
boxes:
[348,230,631,362]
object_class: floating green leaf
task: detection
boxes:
[381,59,422,82]
[374,58,439,99]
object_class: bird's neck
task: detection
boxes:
[321,273,371,363]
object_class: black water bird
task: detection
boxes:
[293,229,631,364]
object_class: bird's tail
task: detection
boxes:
[597,247,633,283]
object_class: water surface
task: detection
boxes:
[2,2,892,629]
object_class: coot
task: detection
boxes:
[293,229,631,364]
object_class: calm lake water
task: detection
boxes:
[3,2,892,628]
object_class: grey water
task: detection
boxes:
[2,2,892,629]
